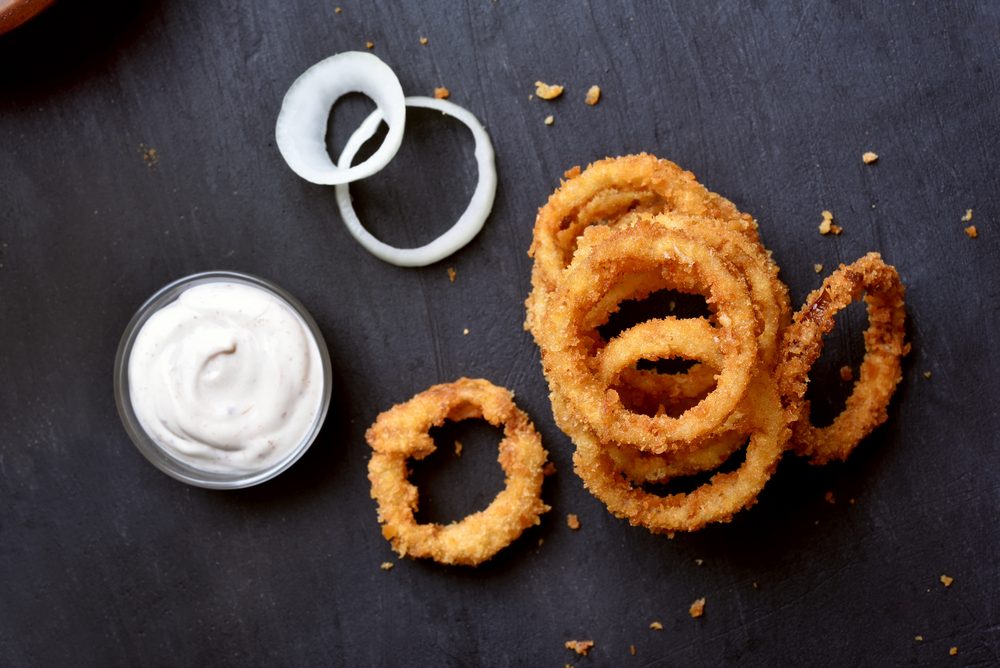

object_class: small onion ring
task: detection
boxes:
[334,96,497,267]
[366,378,549,566]
[777,253,907,464]
[275,51,406,186]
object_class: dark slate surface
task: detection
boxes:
[1,1,998,666]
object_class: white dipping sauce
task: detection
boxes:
[127,281,325,474]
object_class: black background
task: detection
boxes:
[1,1,998,666]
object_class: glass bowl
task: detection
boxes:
[113,271,332,489]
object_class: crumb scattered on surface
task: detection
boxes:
[566,514,581,530]
[629,645,637,656]
[419,36,428,45]
[380,562,394,571]
[689,598,706,618]
[849,498,856,505]
[334,6,342,13]
[695,558,704,566]
[961,208,973,222]
[462,327,469,335]
[666,531,675,539]
[538,538,544,546]
[923,371,932,379]
[649,621,663,631]
[819,210,842,235]
[964,225,978,238]
[915,635,923,642]
[825,491,836,504]
[565,640,594,656]
[434,86,450,100]
[814,263,824,273]
[543,461,557,477]
[950,647,958,656]
[839,366,853,382]
[862,151,879,164]
[139,144,158,167]
[535,81,564,100]
[365,41,374,49]
[585,85,601,105]
[454,440,463,457]
[752,581,759,589]
[447,267,457,282]
[544,114,555,126]
[940,574,954,588]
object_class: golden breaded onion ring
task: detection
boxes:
[777,253,907,464]
[537,218,758,452]
[366,378,550,566]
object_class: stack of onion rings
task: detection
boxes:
[525,154,908,534]
[366,378,550,566]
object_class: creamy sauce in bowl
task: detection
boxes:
[116,274,330,486]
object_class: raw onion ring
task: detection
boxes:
[275,51,406,186]
[334,96,497,267]
[366,378,549,566]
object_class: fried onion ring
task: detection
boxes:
[366,378,550,566]
[777,253,907,464]
[537,218,759,451]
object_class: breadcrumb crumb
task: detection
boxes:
[950,647,958,656]
[915,635,923,642]
[565,640,594,656]
[454,440,463,456]
[649,621,663,630]
[447,267,457,282]
[923,371,932,379]
[434,86,450,100]
[462,327,469,335]
[365,41,374,49]
[419,36,429,45]
[689,598,706,618]
[862,151,879,164]
[964,225,978,238]
[629,645,637,656]
[961,209,973,222]
[585,85,601,105]
[535,81,564,100]
[334,6,342,13]
[564,165,581,179]
[818,210,842,235]
[940,574,953,587]
[544,115,555,126]
[380,561,394,571]
[566,514,581,530]
[694,558,704,566]
[814,263,824,273]
[825,490,836,504]
[839,366,853,382]
[543,461,557,477]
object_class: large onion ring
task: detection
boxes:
[777,253,907,464]
[275,51,406,186]
[537,219,759,451]
[365,378,549,566]
[334,96,497,267]
[566,373,788,534]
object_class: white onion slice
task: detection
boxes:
[334,96,497,267]
[275,51,406,185]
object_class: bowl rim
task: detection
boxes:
[113,270,333,490]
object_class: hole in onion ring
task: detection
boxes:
[636,357,700,375]
[409,419,506,525]
[638,439,749,496]
[805,301,867,428]
[597,289,711,341]
[323,92,377,164]
[342,106,478,249]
